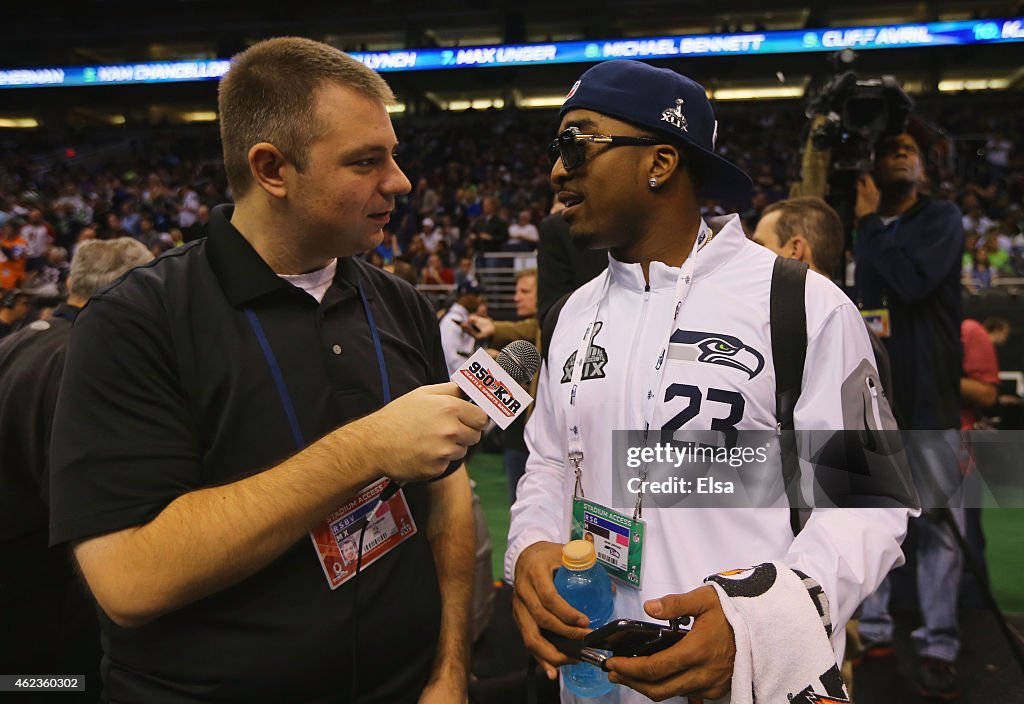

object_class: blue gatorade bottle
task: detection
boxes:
[554,539,615,698]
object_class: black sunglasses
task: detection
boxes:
[548,126,669,170]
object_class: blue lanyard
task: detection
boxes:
[244,279,391,451]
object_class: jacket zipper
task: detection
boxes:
[629,285,652,434]
[866,376,883,431]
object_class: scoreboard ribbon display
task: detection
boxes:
[2,18,1022,89]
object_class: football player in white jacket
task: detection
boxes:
[506,60,916,704]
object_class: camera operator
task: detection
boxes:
[852,131,966,700]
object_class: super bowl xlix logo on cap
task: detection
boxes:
[566,79,581,100]
[661,98,688,132]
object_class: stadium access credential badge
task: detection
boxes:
[309,478,417,589]
[571,498,645,588]
[860,308,891,338]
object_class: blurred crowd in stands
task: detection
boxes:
[1,91,1023,332]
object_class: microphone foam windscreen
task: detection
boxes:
[497,340,541,387]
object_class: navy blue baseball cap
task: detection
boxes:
[560,60,753,200]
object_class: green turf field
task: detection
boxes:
[983,507,1024,612]
[468,451,511,580]
[468,450,1024,612]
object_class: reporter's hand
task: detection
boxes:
[358,382,488,483]
[464,314,495,340]
[606,586,735,701]
[855,174,881,220]
[512,542,592,680]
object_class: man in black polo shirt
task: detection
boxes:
[49,38,487,704]
[0,238,152,703]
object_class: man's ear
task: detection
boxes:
[649,145,682,184]
[248,143,289,199]
[789,235,810,265]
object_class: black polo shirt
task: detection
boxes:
[0,302,102,692]
[49,205,448,703]
[0,304,78,548]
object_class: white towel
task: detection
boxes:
[704,561,850,704]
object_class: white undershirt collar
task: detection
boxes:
[278,258,338,303]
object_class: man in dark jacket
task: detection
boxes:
[0,238,152,702]
[466,196,509,252]
[536,207,606,324]
[853,132,965,700]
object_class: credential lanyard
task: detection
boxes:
[566,220,712,518]
[244,279,391,452]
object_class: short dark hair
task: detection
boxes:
[2,289,30,308]
[983,317,1010,335]
[218,37,395,199]
[761,196,844,275]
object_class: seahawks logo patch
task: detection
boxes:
[668,330,765,380]
[561,321,608,383]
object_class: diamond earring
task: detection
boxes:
[649,178,658,189]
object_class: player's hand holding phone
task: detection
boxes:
[605,585,735,701]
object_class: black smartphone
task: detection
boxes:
[452,318,481,334]
[584,618,689,657]
[540,629,613,669]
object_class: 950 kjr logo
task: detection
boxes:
[460,360,523,417]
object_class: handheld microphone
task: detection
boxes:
[496,339,542,387]
[373,340,541,511]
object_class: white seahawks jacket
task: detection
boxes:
[506,214,912,703]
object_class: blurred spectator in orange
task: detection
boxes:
[0,221,29,290]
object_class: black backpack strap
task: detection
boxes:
[540,292,572,364]
[770,257,809,535]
